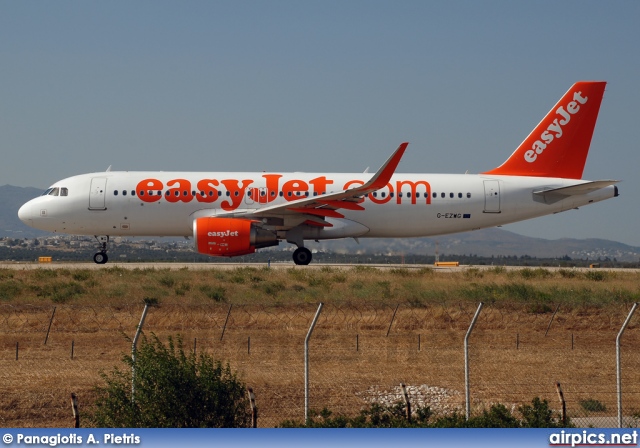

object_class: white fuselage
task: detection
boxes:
[18,171,616,241]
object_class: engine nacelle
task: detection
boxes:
[193,217,278,257]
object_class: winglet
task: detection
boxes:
[357,142,408,191]
[483,82,606,179]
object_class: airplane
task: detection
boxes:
[18,81,619,266]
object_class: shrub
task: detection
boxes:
[519,397,568,427]
[584,271,609,282]
[35,281,85,303]
[72,270,92,282]
[158,275,175,288]
[91,334,251,427]
[0,280,21,301]
[200,285,226,302]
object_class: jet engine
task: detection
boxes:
[193,217,278,257]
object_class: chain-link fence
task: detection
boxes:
[1,302,639,427]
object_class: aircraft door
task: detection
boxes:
[89,178,108,210]
[483,180,501,213]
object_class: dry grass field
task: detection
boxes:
[1,264,639,427]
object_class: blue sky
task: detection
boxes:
[2,1,639,245]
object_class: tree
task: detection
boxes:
[91,334,251,427]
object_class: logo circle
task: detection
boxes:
[3,434,13,444]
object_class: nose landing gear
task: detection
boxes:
[93,235,109,264]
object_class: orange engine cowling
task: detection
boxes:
[193,217,278,257]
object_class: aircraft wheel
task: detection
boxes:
[93,252,109,264]
[292,247,312,266]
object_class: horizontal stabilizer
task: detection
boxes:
[533,180,619,204]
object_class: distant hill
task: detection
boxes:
[2,184,639,261]
[308,227,640,262]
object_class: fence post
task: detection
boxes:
[545,304,560,336]
[401,383,412,423]
[132,302,151,402]
[70,393,80,428]
[247,387,258,428]
[220,304,233,341]
[617,302,638,428]
[44,306,56,345]
[386,304,399,337]
[305,302,324,422]
[555,381,566,426]
[465,302,484,420]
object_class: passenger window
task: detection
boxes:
[123,190,127,196]
[226,191,231,197]
[467,193,471,198]
[279,191,283,197]
[407,192,412,198]
[398,192,403,198]
[139,190,145,196]
[441,192,445,198]
[458,193,462,198]
[114,190,118,196]
[450,193,454,198]
[131,191,135,196]
[247,191,251,197]
[432,192,437,198]
[390,192,394,198]
[416,193,420,198]
[381,192,386,198]
[373,192,377,198]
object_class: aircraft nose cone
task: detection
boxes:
[18,201,34,224]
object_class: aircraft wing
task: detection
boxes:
[220,142,408,226]
[533,180,619,204]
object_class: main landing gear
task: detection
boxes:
[292,247,312,266]
[93,235,109,264]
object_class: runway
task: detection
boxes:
[0,261,635,273]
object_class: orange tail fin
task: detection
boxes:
[483,81,606,179]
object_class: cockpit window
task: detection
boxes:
[40,187,68,197]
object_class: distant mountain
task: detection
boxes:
[2,185,639,261]
[307,227,640,262]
